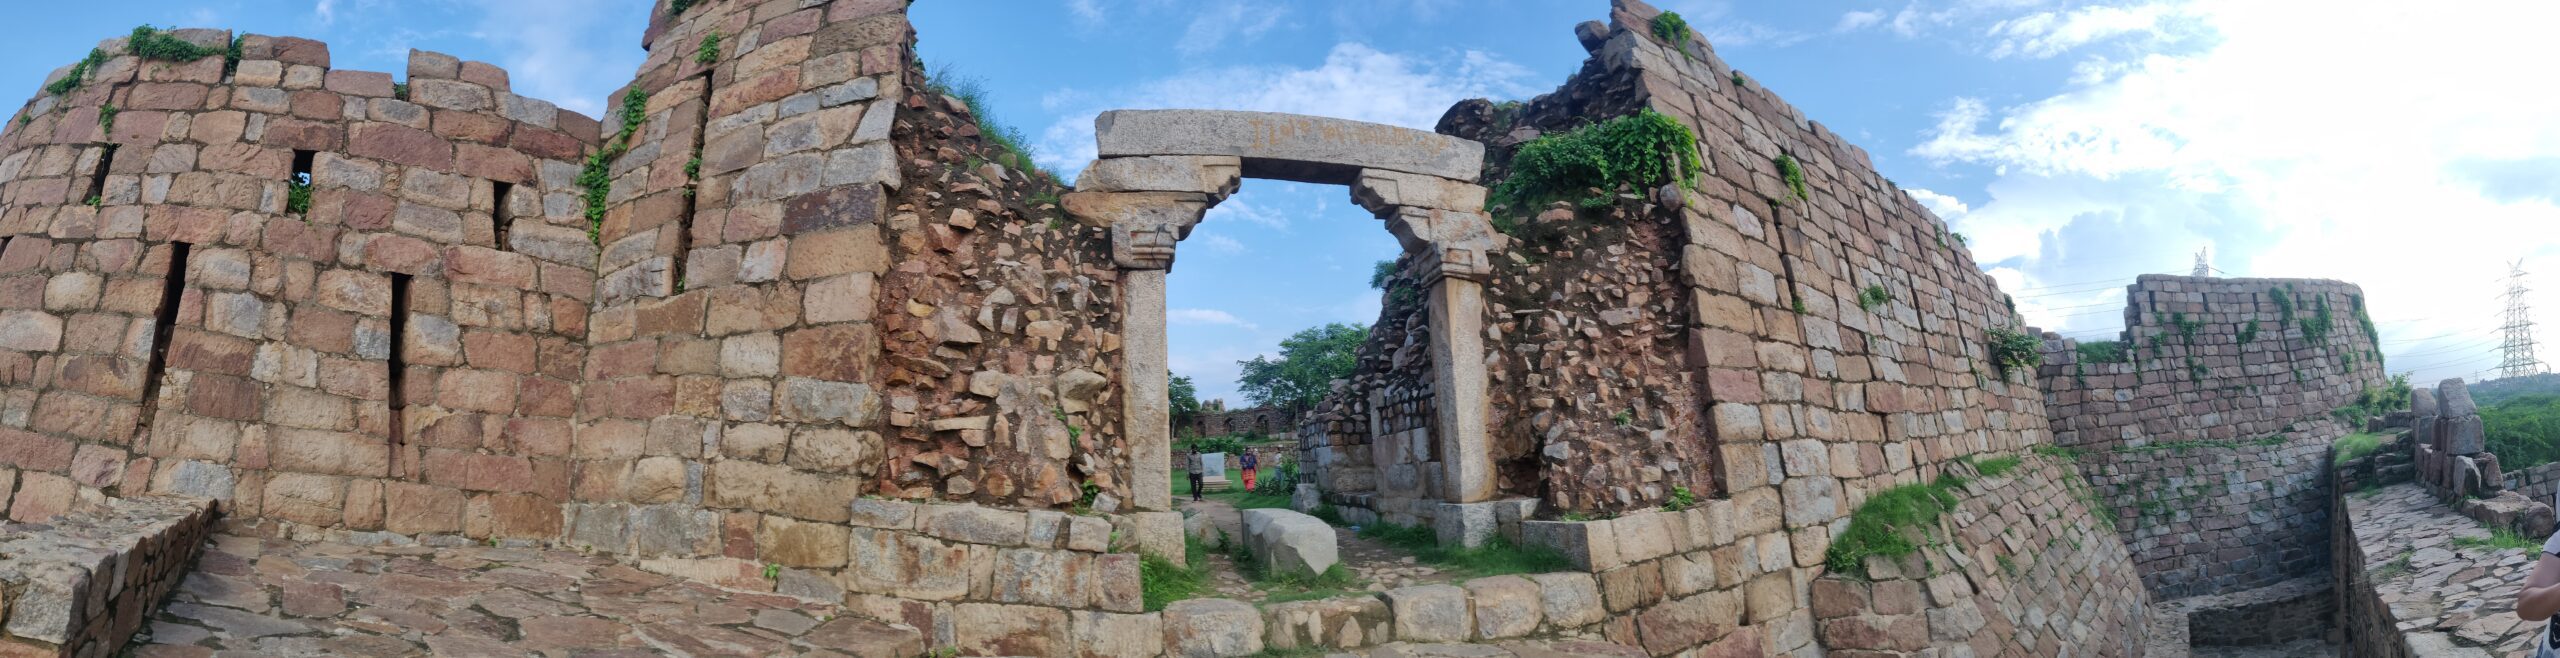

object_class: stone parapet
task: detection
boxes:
[0,495,214,657]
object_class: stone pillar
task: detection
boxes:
[1426,274,1493,504]
[1126,268,1171,512]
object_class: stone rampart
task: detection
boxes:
[0,28,601,537]
[0,495,215,657]
[2034,275,2384,598]
[1192,404,1294,438]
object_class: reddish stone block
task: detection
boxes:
[781,323,877,382]
[0,427,76,472]
[187,374,263,421]
[508,127,583,161]
[581,377,674,420]
[487,493,559,538]
[763,8,824,41]
[711,68,800,117]
[350,123,455,170]
[383,481,465,534]
[431,110,511,145]
[518,376,574,418]
[782,184,883,234]
[289,90,344,120]
[446,246,536,289]
[108,110,171,144]
[506,417,572,456]
[455,143,535,184]
[339,192,397,230]
[436,368,520,414]
[269,37,332,67]
[128,83,210,111]
[458,61,510,91]
[326,70,396,97]
[363,234,442,276]
[262,117,345,151]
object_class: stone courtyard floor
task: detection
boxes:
[121,531,1646,657]
[2349,483,2543,654]
[125,533,916,658]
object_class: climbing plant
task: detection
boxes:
[1494,108,1701,210]
[696,32,722,65]
[578,88,652,242]
[1775,154,1809,202]
[1650,11,1694,57]
[1857,284,1891,311]
[44,49,108,96]
[1985,326,2042,377]
[126,26,224,61]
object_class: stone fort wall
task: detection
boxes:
[2033,275,2385,599]
[1191,403,1293,437]
[0,28,603,535]
[1307,0,2159,654]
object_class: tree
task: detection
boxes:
[1237,323,1368,414]
[1168,373,1202,434]
[1370,259,1398,289]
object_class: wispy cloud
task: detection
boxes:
[1064,0,1104,25]
[1195,234,1247,253]
[1169,308,1259,330]
[458,0,648,116]
[1177,0,1289,56]
[1835,10,1887,33]
[315,0,339,26]
[1986,3,2190,59]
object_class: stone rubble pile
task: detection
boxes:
[2410,378,2556,538]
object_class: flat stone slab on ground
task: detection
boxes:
[124,532,923,657]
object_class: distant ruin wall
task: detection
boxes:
[1190,404,1293,438]
[2034,275,2385,599]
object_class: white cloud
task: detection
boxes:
[1205,198,1291,231]
[1904,187,1971,218]
[1835,10,1887,33]
[1196,234,1247,253]
[460,0,648,116]
[1177,1,1288,57]
[1064,0,1104,25]
[1170,309,1259,330]
[1908,0,2560,383]
[1986,3,2188,59]
[1036,42,1537,174]
[315,0,338,25]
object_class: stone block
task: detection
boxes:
[1528,572,1605,628]
[1240,508,1340,577]
[1610,510,1681,563]
[1521,519,1621,571]
[1463,575,1543,639]
[1383,584,1471,643]
[952,603,1068,657]
[1074,155,1242,196]
[1135,510,1187,566]
[1071,611,1163,658]
[1094,110,1484,182]
[1261,596,1391,650]
[1163,598,1264,657]
[1434,500,1499,549]
[916,503,1027,546]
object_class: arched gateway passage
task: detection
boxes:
[1063,110,1506,543]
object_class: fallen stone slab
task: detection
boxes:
[1240,508,1341,578]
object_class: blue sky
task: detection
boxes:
[10,1,2559,400]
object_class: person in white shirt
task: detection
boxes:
[2516,490,2560,657]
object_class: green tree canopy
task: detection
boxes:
[1238,323,1368,413]
[1169,373,1201,434]
[1370,260,1398,289]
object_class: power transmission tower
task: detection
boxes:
[2498,260,2548,379]
[2191,246,2219,277]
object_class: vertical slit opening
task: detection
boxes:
[671,73,715,295]
[86,144,118,205]
[137,242,192,433]
[388,274,412,448]
[491,181,516,251]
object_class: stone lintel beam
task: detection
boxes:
[1352,169,1487,217]
[1095,109,1485,183]
[1074,155,1243,200]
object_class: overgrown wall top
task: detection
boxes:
[0,28,602,536]
[2033,274,2385,598]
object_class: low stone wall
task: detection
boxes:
[2335,482,2532,657]
[1804,455,2153,656]
[2505,459,2560,505]
[2158,574,2332,646]
[0,495,215,658]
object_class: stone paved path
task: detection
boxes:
[124,533,920,658]
[1327,640,1646,657]
[2188,639,2336,657]
[2350,483,2542,654]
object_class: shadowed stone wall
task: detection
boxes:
[2033,275,2384,599]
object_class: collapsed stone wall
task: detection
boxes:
[0,495,215,658]
[2033,275,2384,598]
[1190,404,1293,438]
[0,28,602,537]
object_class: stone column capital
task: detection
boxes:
[1062,191,1213,270]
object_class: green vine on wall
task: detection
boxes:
[1650,11,1696,59]
[1986,326,2042,378]
[578,87,652,243]
[1493,108,1702,211]
[44,49,108,96]
[1775,154,1809,202]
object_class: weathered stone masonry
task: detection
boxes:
[2033,275,2384,601]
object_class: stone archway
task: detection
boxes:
[1063,110,1502,543]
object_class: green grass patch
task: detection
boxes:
[1974,455,2023,478]
[1775,154,1809,201]
[2371,551,2413,580]
[127,26,224,62]
[923,61,1045,178]
[1492,109,1702,211]
[46,48,108,96]
[1986,326,2043,377]
[1857,285,1891,312]
[1357,523,1572,577]
[2075,340,2127,364]
[695,32,722,65]
[1824,469,1977,576]
[2331,431,2386,466]
[2452,527,2540,552]
[1141,534,1213,611]
[1170,469,1292,509]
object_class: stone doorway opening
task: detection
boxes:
[1063,109,1519,546]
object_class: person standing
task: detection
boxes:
[1239,450,1260,492]
[1185,449,1205,502]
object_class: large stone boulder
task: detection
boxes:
[2440,378,2478,417]
[2443,415,2487,455]
[2412,386,2439,417]
[1240,508,1340,577]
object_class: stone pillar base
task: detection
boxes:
[1134,510,1187,567]
[1433,499,1535,548]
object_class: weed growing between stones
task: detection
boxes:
[2238,319,2260,344]
[97,103,117,133]
[667,0,700,16]
[922,61,1046,178]
[46,48,108,96]
[1775,154,1809,202]
[2331,431,2387,466]
[2453,526,2540,552]
[1650,11,1694,57]
[761,562,781,579]
[1975,455,2022,477]
[1662,485,1696,512]
[1985,325,2042,378]
[126,25,224,61]
[1858,284,1891,311]
[286,175,312,214]
[2300,294,2335,345]
[695,32,722,65]
[1356,523,1572,577]
[1491,109,1701,211]
[391,82,409,101]
[578,88,652,242]
[2075,340,2127,364]
[1824,471,1968,576]
[2032,444,2080,462]
[2372,551,2413,580]
[1308,504,1346,526]
[1730,71,1747,88]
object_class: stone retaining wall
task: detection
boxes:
[2158,574,2333,646]
[1806,455,2153,656]
[0,495,215,657]
[2034,275,2385,598]
[2505,459,2560,504]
